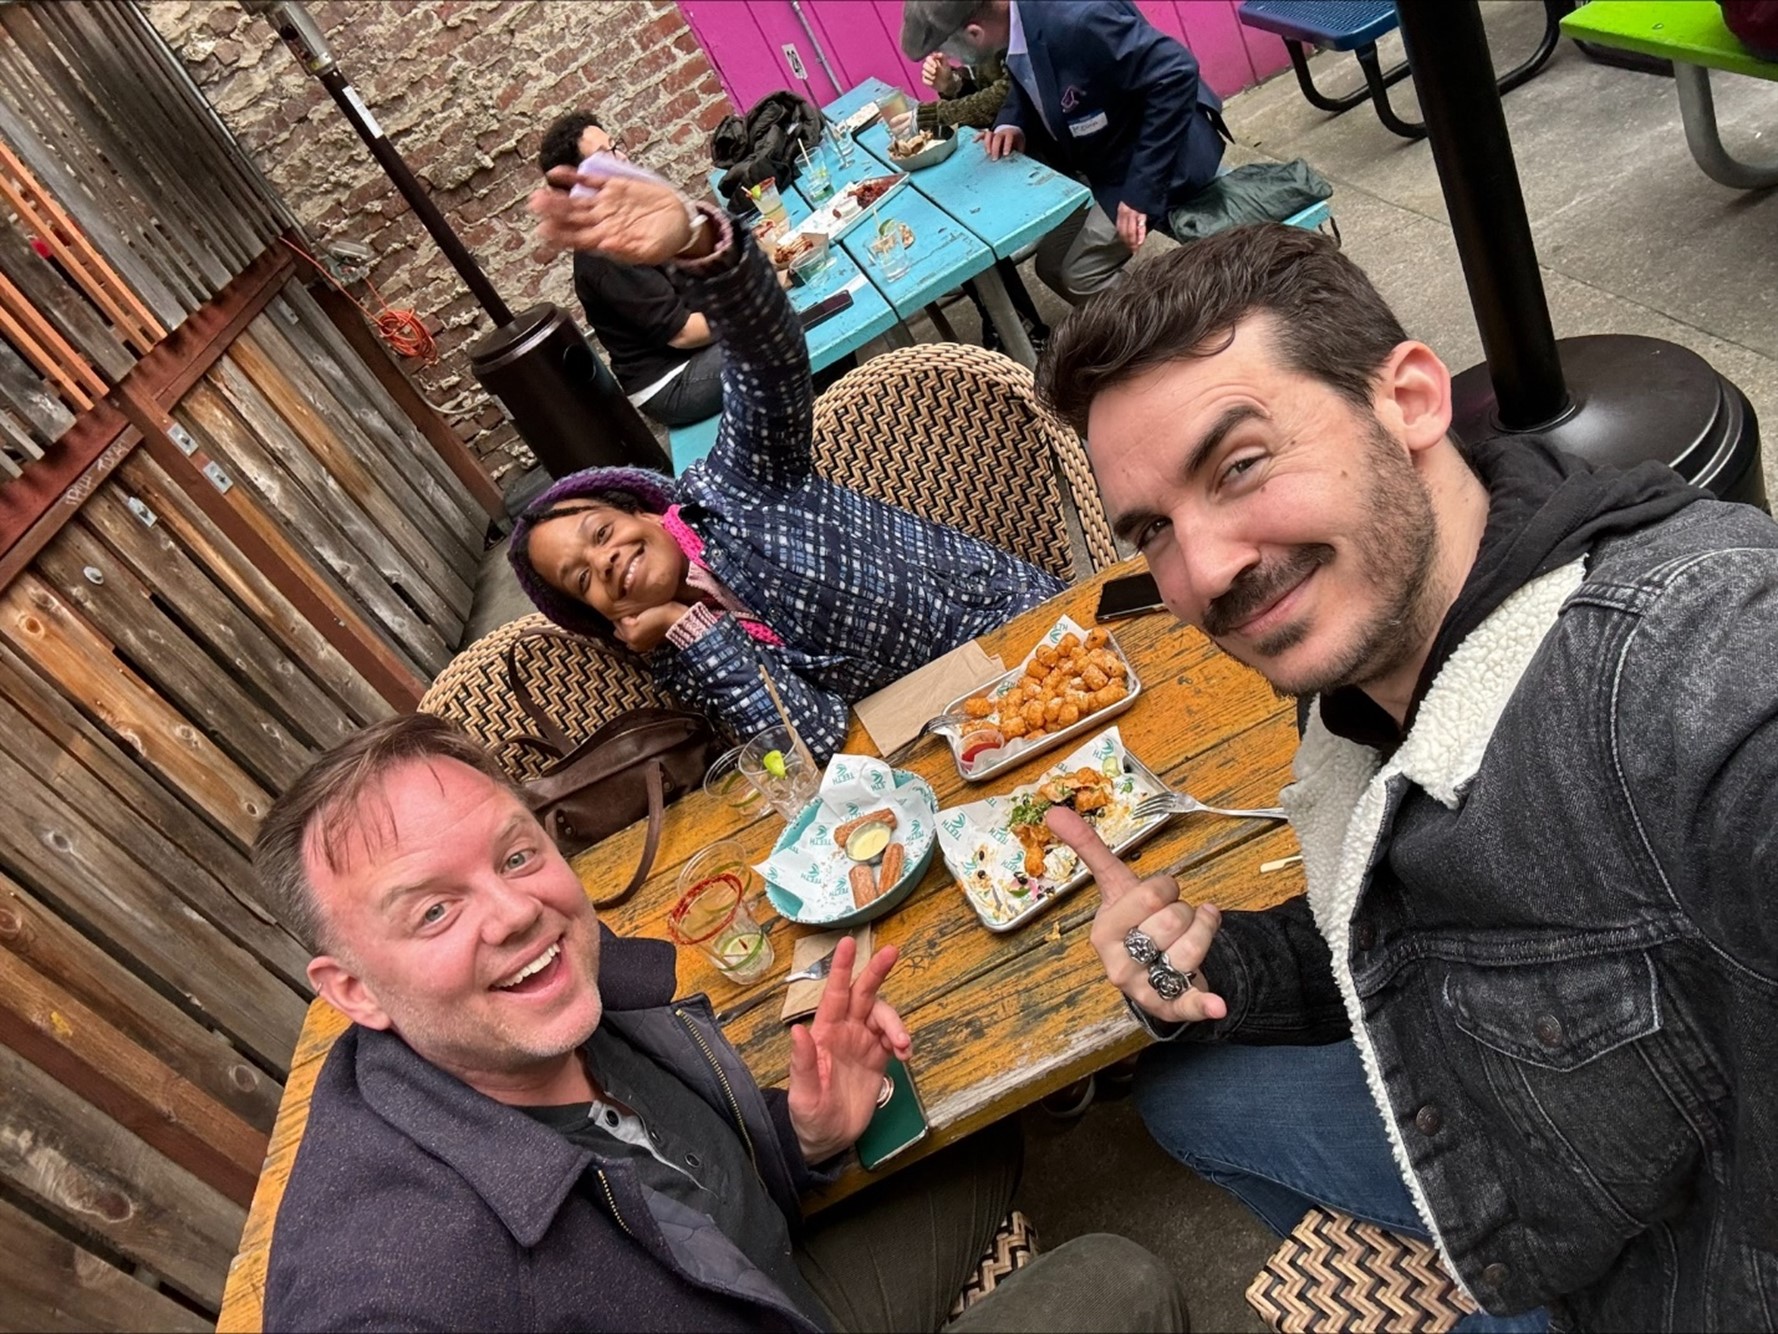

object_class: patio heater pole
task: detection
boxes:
[245,1,669,478]
[1394,0,1566,430]
[1393,0,1764,508]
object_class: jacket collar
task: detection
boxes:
[352,930,678,1249]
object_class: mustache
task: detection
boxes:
[1203,545,1334,637]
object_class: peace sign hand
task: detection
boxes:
[1046,807,1228,1027]
[786,936,912,1164]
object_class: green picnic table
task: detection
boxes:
[1561,0,1778,189]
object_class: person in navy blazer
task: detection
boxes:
[902,0,1225,303]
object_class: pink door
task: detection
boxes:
[678,0,1290,114]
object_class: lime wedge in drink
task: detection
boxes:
[762,749,788,779]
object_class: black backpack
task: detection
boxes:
[711,91,824,212]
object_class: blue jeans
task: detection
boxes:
[1133,1040,1548,1334]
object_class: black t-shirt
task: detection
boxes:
[572,252,695,394]
[519,1026,829,1327]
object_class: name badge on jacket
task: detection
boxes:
[1067,111,1109,137]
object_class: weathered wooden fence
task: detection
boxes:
[0,3,500,1326]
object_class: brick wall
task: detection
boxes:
[145,0,734,482]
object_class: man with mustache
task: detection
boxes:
[1037,222,1778,1330]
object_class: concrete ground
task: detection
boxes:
[469,11,1777,1325]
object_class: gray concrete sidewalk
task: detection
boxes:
[1004,7,1777,1328]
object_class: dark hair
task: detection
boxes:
[253,715,526,954]
[539,111,604,174]
[1038,224,1410,434]
[507,488,653,641]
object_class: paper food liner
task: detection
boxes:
[955,615,1129,773]
[936,726,1164,929]
[757,753,935,924]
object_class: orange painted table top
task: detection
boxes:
[219,559,1304,1330]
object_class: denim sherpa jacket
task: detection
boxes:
[648,234,1064,760]
[1145,499,1778,1330]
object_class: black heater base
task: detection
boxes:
[1450,333,1766,512]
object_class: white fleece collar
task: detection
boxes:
[1279,557,1588,1292]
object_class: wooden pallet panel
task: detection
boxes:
[0,650,310,989]
[182,374,451,673]
[0,1042,246,1307]
[0,948,264,1206]
[273,283,488,539]
[79,483,359,753]
[0,572,270,845]
[0,868,282,1132]
[35,520,315,792]
[0,221,133,380]
[254,300,482,573]
[228,329,473,627]
[0,1194,207,1333]
[115,451,391,728]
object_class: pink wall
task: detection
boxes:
[678,0,1292,114]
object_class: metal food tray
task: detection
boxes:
[953,749,1172,934]
[795,173,910,243]
[941,630,1141,782]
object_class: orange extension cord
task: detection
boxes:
[279,235,437,364]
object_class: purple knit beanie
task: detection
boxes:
[506,465,678,639]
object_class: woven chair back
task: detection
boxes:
[811,343,1119,579]
[418,613,678,783]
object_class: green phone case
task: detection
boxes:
[855,1056,929,1171]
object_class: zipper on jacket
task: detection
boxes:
[674,1006,759,1173]
[596,1169,634,1237]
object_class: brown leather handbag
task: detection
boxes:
[504,640,722,909]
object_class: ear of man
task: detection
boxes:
[1372,340,1455,458]
[309,955,393,1031]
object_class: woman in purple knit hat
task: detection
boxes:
[515,164,1064,761]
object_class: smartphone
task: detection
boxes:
[570,151,669,198]
[1095,571,1167,622]
[799,289,854,330]
[855,1056,929,1171]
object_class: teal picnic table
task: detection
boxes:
[826,76,1090,366]
[672,170,903,473]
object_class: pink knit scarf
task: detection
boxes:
[662,505,783,647]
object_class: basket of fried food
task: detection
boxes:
[945,617,1138,780]
[886,124,957,170]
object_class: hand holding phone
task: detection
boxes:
[855,1056,930,1170]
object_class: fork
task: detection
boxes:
[715,950,838,1025]
[1131,792,1289,824]
[884,710,970,766]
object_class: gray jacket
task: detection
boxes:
[264,932,827,1331]
[1162,499,1778,1330]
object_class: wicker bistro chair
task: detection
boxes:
[418,612,680,784]
[811,343,1120,581]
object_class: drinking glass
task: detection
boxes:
[669,844,775,983]
[876,90,911,126]
[704,745,764,816]
[827,125,855,166]
[789,242,832,288]
[803,149,833,202]
[738,724,820,821]
[870,223,912,283]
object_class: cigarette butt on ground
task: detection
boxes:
[1260,854,1304,874]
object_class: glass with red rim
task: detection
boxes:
[669,843,775,984]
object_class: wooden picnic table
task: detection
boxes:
[217,559,1303,1330]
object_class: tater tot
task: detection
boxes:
[1067,691,1092,713]
[1082,665,1109,692]
[964,696,994,719]
[1057,633,1081,653]
[1035,645,1059,668]
[1022,700,1046,727]
[1085,627,1109,649]
[1001,716,1028,739]
[1044,697,1064,724]
[1026,727,1046,740]
[1058,702,1080,726]
[1026,658,1047,680]
[1092,685,1121,710]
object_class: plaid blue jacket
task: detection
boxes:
[651,235,1063,760]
